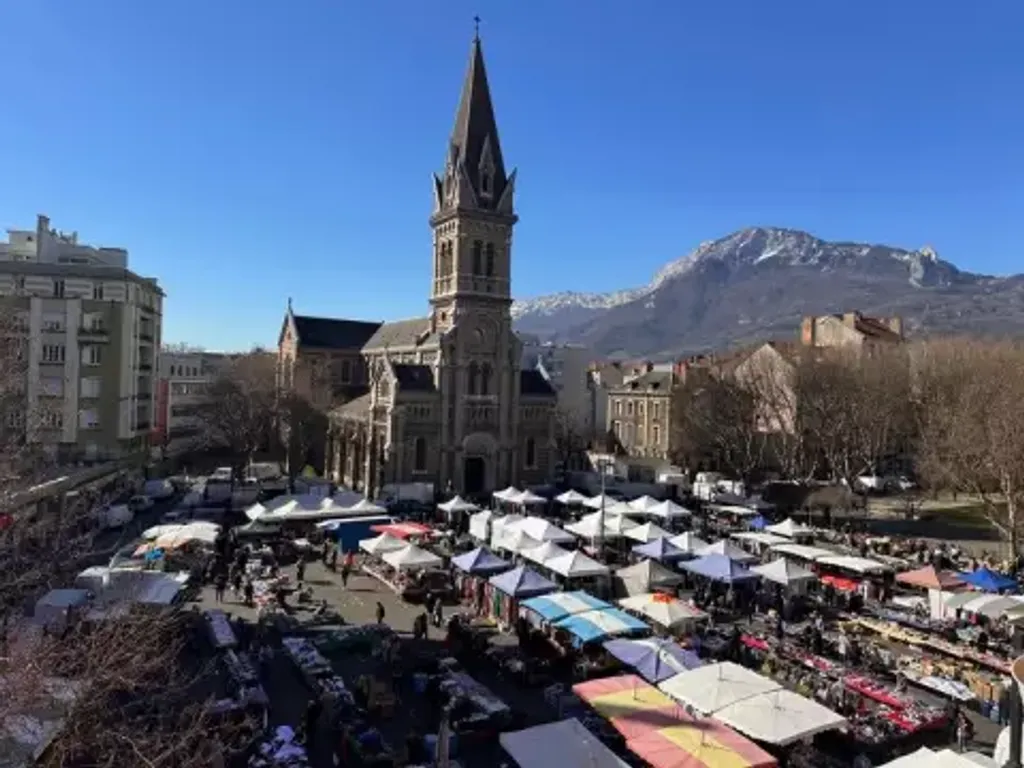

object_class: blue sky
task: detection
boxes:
[1,1,1021,350]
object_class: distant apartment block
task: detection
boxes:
[520,339,594,435]
[0,215,163,462]
[606,363,676,460]
[154,350,229,457]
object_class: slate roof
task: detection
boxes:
[392,364,437,392]
[520,369,556,397]
[621,370,674,392]
[332,393,371,420]
[362,317,433,352]
[293,315,381,350]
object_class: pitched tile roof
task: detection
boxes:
[392,364,437,392]
[520,369,556,397]
[293,315,381,350]
[362,317,433,351]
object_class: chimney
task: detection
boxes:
[887,316,903,338]
[800,316,816,347]
[842,311,859,329]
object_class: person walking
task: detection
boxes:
[243,579,254,607]
[375,601,386,625]
[329,548,338,572]
[214,573,227,603]
[296,558,306,586]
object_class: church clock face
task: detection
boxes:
[467,318,497,355]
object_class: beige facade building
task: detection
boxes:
[0,215,162,462]
[607,366,675,460]
[278,35,556,496]
[800,311,903,349]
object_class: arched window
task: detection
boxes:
[467,362,479,395]
[480,172,491,196]
[485,243,495,276]
[472,240,483,275]
[480,363,492,396]
[525,437,537,469]
[413,437,427,472]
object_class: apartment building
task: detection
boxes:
[154,350,229,457]
[0,215,162,462]
[520,339,594,436]
[606,364,676,460]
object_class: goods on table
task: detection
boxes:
[223,650,259,684]
[205,609,237,648]
[248,725,309,767]
[282,637,333,678]
[312,623,394,655]
[317,675,352,702]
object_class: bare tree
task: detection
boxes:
[279,392,328,489]
[200,350,277,482]
[915,338,1024,554]
[552,407,590,473]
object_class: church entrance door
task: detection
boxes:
[464,457,486,496]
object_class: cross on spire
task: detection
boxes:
[473,15,481,41]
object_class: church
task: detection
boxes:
[277,33,557,497]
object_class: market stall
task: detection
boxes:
[750,558,818,595]
[614,559,683,597]
[467,509,492,541]
[499,718,629,768]
[668,531,708,557]
[696,540,760,565]
[487,565,557,628]
[713,687,847,746]
[565,510,639,540]
[681,554,761,585]
[647,499,693,521]
[624,521,672,544]
[521,590,611,624]
[766,518,815,540]
[959,567,1017,593]
[451,547,511,612]
[520,540,569,567]
[553,607,649,646]
[358,532,407,556]
[631,537,685,563]
[368,521,432,540]
[554,489,589,506]
[510,515,575,544]
[659,661,779,712]
[618,592,708,633]
[543,549,610,582]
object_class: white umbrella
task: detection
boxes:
[493,486,522,501]
[359,533,408,555]
[382,544,442,571]
[555,489,589,505]
[669,532,709,555]
[520,541,569,565]
[624,521,672,543]
[438,495,479,513]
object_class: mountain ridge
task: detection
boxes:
[512,226,1024,359]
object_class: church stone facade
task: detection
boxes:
[277,35,556,497]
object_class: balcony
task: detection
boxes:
[78,326,110,342]
[138,330,154,342]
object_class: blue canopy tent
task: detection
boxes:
[749,515,768,530]
[553,607,649,645]
[603,637,703,683]
[631,537,685,563]
[488,565,557,598]
[680,553,760,584]
[960,567,1018,593]
[451,547,511,576]
[520,591,611,623]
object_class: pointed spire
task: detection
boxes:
[445,30,507,209]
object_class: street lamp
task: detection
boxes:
[595,456,614,558]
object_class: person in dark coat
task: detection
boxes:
[305,698,323,748]
[375,601,386,624]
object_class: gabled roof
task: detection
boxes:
[292,314,381,350]
[520,369,556,397]
[392,364,436,392]
[362,317,433,352]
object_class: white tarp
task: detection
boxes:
[770,542,835,561]
[816,555,890,574]
[712,688,847,746]
[881,747,998,768]
[382,544,442,571]
[359,533,408,556]
[766,518,814,538]
[544,550,609,578]
[520,541,570,566]
[566,511,638,539]
[648,499,693,519]
[499,718,630,768]
[668,532,708,555]
[659,662,780,713]
[619,593,707,629]
[751,558,818,587]
[512,516,575,544]
[468,510,492,541]
[623,522,672,543]
[489,514,526,550]
[583,493,620,510]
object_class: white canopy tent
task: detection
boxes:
[493,486,522,502]
[732,532,790,548]
[961,594,1024,619]
[583,492,620,510]
[499,718,630,768]
[382,544,442,571]
[512,516,575,544]
[359,533,408,556]
[696,540,759,564]
[554,489,589,505]
[659,662,780,713]
[668,532,708,556]
[615,559,683,596]
[816,555,889,575]
[489,514,525,550]
[511,489,547,506]
[623,521,672,543]
[766,517,814,538]
[881,747,998,768]
[438,495,479,514]
[146,522,220,550]
[142,521,219,541]
[468,509,493,541]
[619,593,707,630]
[751,558,818,587]
[647,499,693,520]
[520,541,570,566]
[566,511,638,540]
[544,550,610,579]
[712,688,847,746]
[343,498,389,515]
[770,542,836,561]
[627,495,661,513]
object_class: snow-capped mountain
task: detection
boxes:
[513,226,1024,358]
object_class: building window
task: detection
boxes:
[638,401,645,417]
[81,377,102,398]
[467,362,479,395]
[485,243,495,276]
[480,363,492,396]
[653,424,661,446]
[41,409,63,429]
[93,283,104,300]
[83,345,102,365]
[40,377,64,397]
[652,402,661,420]
[42,312,65,332]
[413,437,427,472]
[524,437,536,469]
[613,420,621,438]
[471,241,483,275]
[53,280,65,298]
[42,344,65,364]
[627,400,634,416]
[480,171,491,196]
[78,409,100,429]
[340,359,352,383]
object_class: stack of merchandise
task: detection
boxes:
[248,725,309,767]
[205,609,237,648]
[282,637,333,679]
[312,624,394,655]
